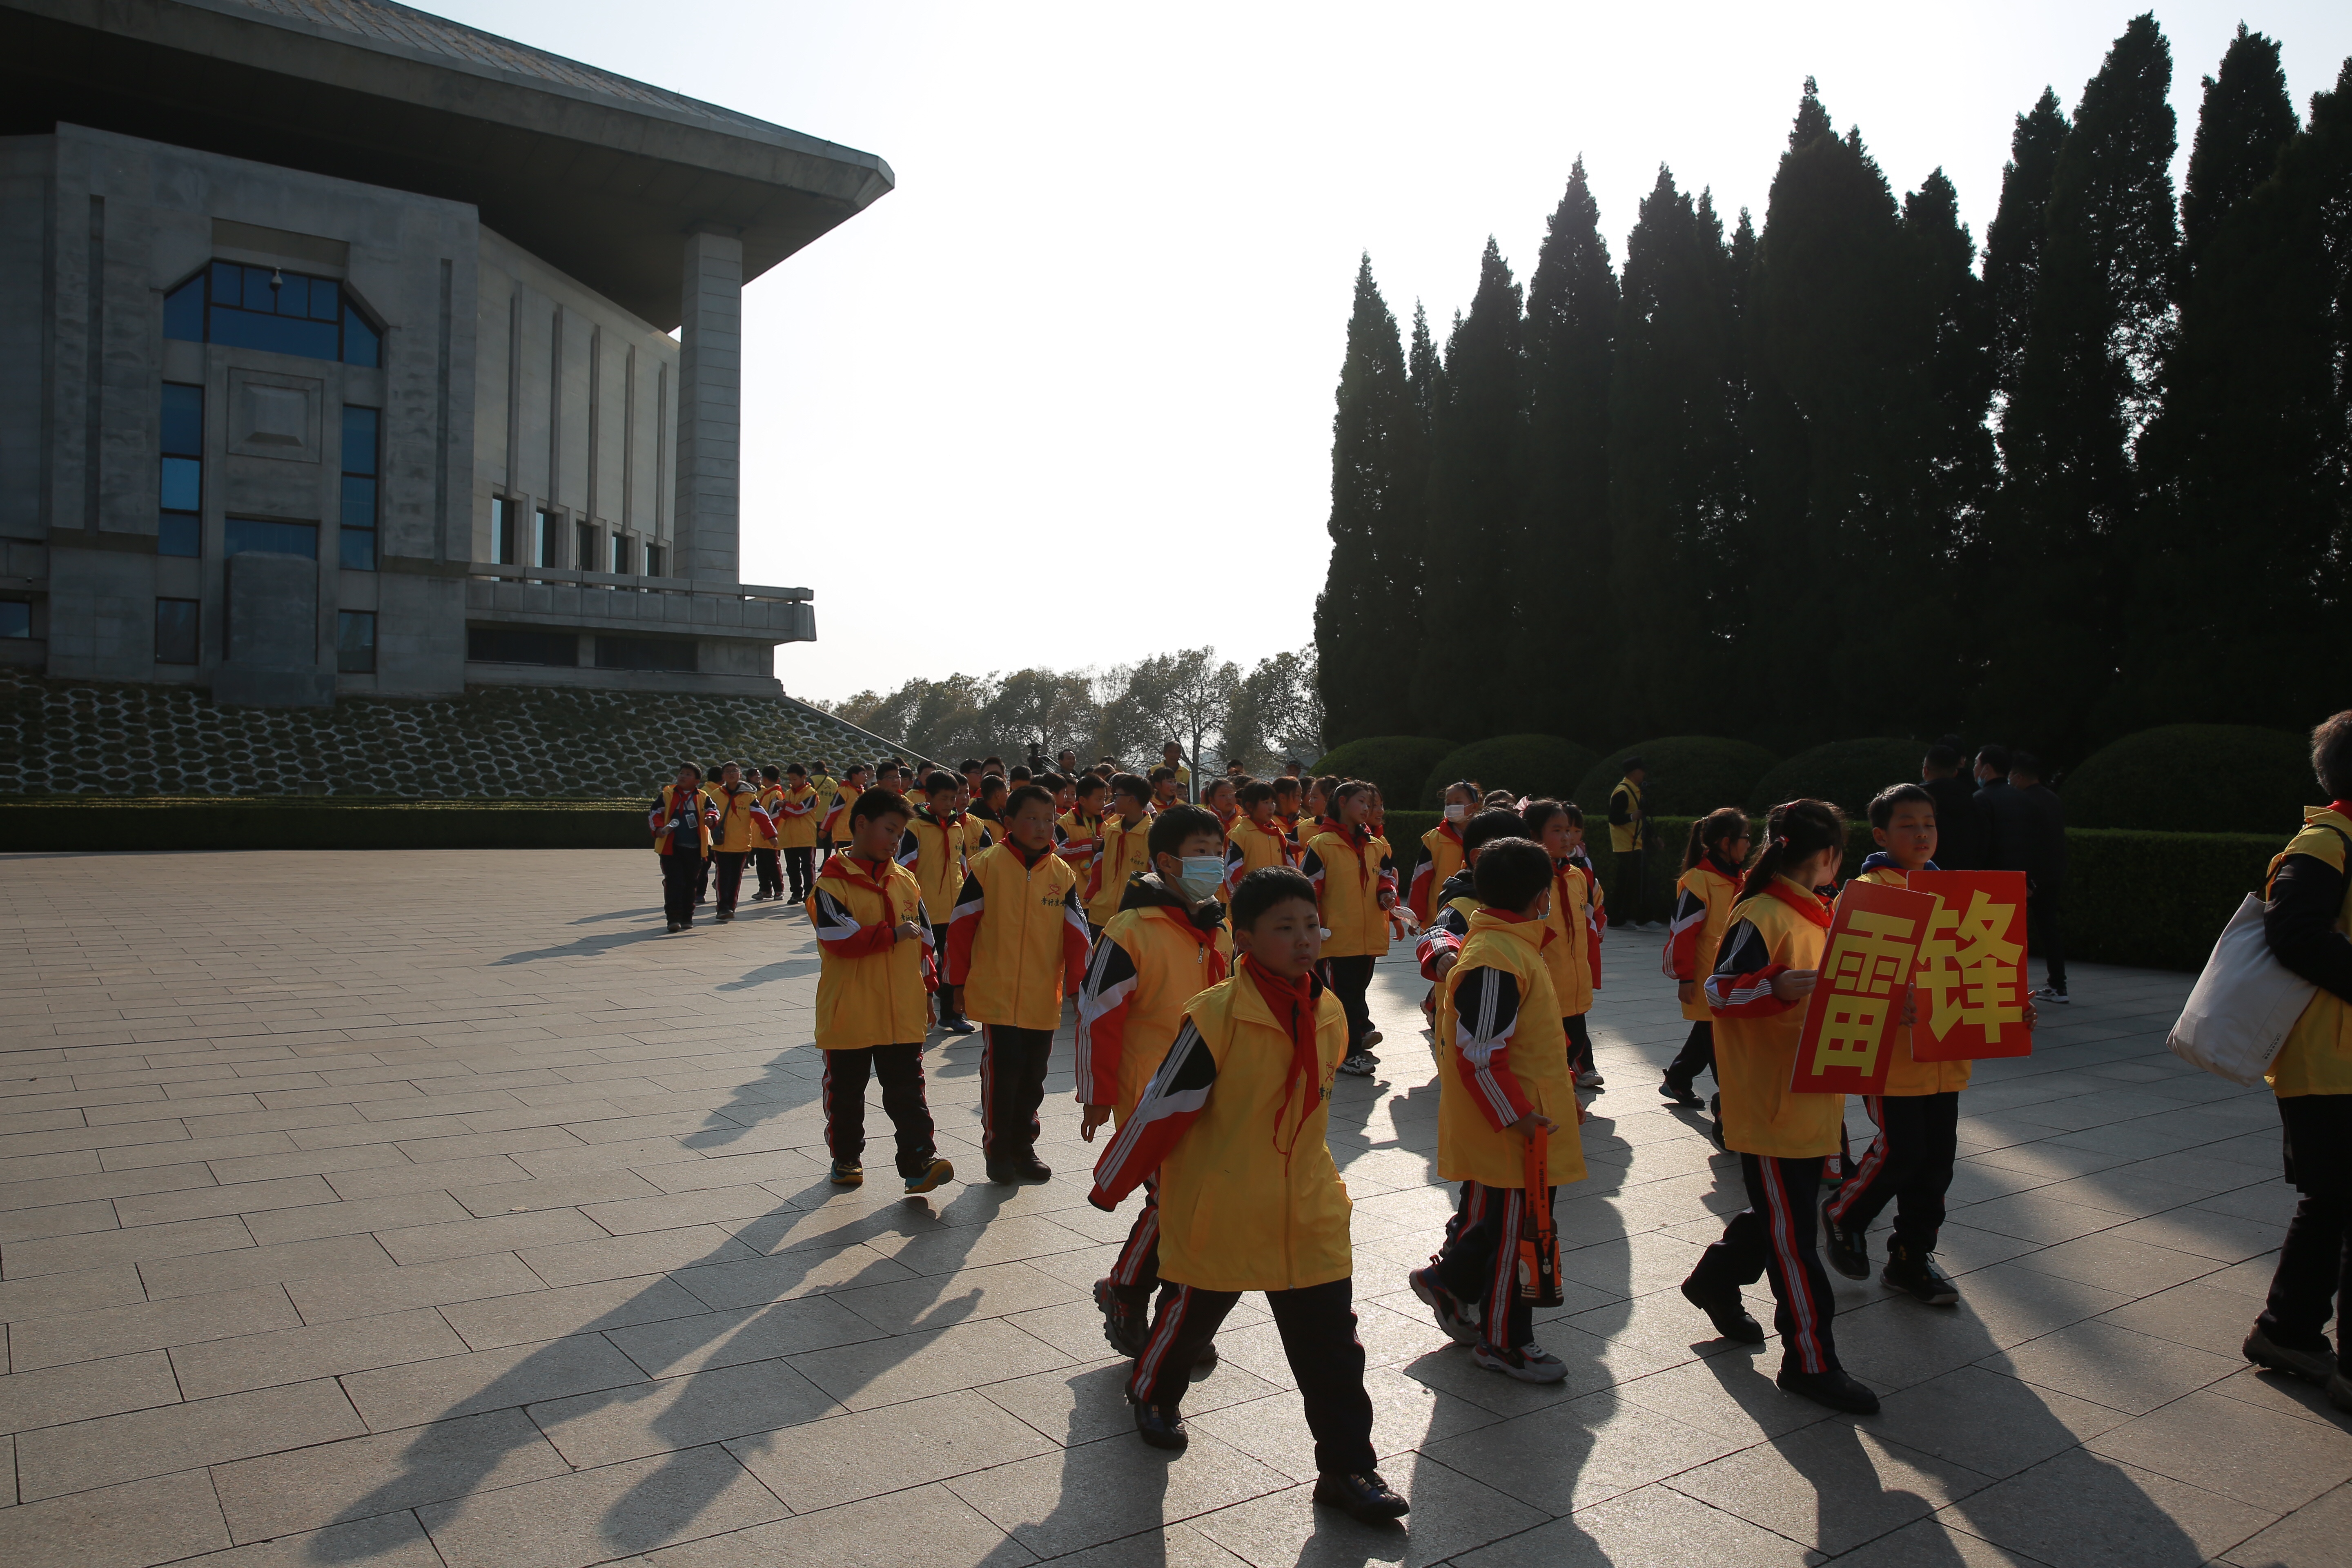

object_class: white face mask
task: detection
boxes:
[1175,855,1225,903]
[1443,803,1468,822]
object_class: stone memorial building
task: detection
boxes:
[0,0,891,705]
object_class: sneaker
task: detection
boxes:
[1409,1265,1481,1347]
[1777,1366,1880,1414]
[1313,1470,1410,1522]
[828,1158,863,1187]
[1362,1029,1384,1049]
[1132,1400,1188,1451]
[716,910,734,923]
[1472,1340,1568,1383]
[2243,1324,2338,1383]
[1576,1068,1605,1090]
[1681,1275,1766,1344]
[1821,1199,1870,1281]
[1096,1278,1149,1358]
[2032,985,2070,1004]
[939,1016,978,1036]
[666,920,682,933]
[986,1154,1052,1183]
[1881,1242,1959,1306]
[1337,1052,1377,1077]
[1660,1078,1704,1108]
[903,1156,954,1194]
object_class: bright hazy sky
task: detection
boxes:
[434,2,2352,706]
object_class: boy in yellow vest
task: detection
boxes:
[808,788,955,1194]
[820,763,870,851]
[1089,865,1408,1524]
[1606,757,1650,927]
[1078,803,1234,1356]
[649,764,717,933]
[948,783,1090,1182]
[1410,837,1588,1383]
[903,770,980,1036]
[1086,773,1156,929]
[773,764,822,905]
[750,766,788,902]
[706,762,762,923]
[1058,774,1107,912]
[1301,781,1397,1076]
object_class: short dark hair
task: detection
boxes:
[844,762,871,779]
[761,766,780,782]
[2010,751,2044,782]
[979,775,1009,803]
[1005,783,1055,819]
[1148,765,1176,786]
[1272,776,1301,800]
[787,763,807,778]
[1923,743,1963,773]
[1148,803,1224,858]
[1868,782,1936,829]
[674,762,702,780]
[1522,798,1567,837]
[1074,773,1106,800]
[1461,808,1528,855]
[960,759,983,773]
[1009,765,1032,782]
[1232,866,1317,928]
[1976,744,2011,775]
[2314,711,2352,800]
[922,769,959,795]
[1111,771,1153,807]
[1620,755,1647,773]
[1038,771,1069,793]
[848,787,911,828]
[982,755,1004,770]
[1474,838,1554,911]
[1238,780,1275,808]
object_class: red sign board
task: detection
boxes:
[1907,870,2034,1062]
[1791,879,1939,1095]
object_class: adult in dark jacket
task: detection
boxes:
[1921,744,1986,871]
[2008,753,2068,1001]
[1973,745,2033,880]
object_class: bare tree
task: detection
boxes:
[1117,647,1236,799]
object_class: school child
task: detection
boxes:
[1414,808,1529,984]
[1147,766,1182,815]
[649,764,718,933]
[1087,773,1157,930]
[770,764,821,905]
[808,788,957,1195]
[1272,775,1305,854]
[960,759,986,799]
[982,755,1007,779]
[821,763,871,852]
[948,784,1091,1182]
[809,760,838,822]
[1680,799,1879,1414]
[1202,775,1239,837]
[1821,784,2027,1307]
[1661,807,1752,1107]
[1409,782,1483,927]
[1301,781,1398,1077]
[1224,780,1297,893]
[1305,775,1339,835]
[705,763,762,923]
[1409,836,1589,1382]
[971,775,1010,852]
[1058,774,1107,910]
[750,766,788,902]
[1047,771,1076,818]
[1089,866,1409,1523]
[1523,801,1604,1089]
[902,771,980,1036]
[1078,802,1235,1356]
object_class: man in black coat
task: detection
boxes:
[1921,743,1986,871]
[1974,744,2031,877]
[2008,752,2069,1002]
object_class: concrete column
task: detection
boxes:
[673,229,742,585]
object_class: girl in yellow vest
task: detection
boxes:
[1681,798,1878,1414]
[1411,837,1588,1383]
[750,766,788,902]
[807,788,955,1195]
[1087,866,1408,1523]
[648,765,717,933]
[820,764,870,851]
[704,763,762,922]
[1408,782,1482,926]
[1302,782,1398,1077]
[1223,780,1298,896]
[947,784,1090,1182]
[1086,774,1156,929]
[1202,775,1239,841]
[1524,800,1604,1091]
[903,770,980,1036]
[1662,807,1751,1108]
[773,764,822,905]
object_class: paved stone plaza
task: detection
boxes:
[0,849,2345,1567]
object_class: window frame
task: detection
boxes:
[224,517,320,560]
[161,262,383,368]
[339,405,380,571]
[158,382,204,558]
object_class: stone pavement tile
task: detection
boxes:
[16,1377,362,1500]
[830,1259,1074,1335]
[1418,1386,1745,1515]
[1922,1258,2135,1350]
[519,1224,760,1289]
[0,1348,181,1434]
[947,1426,1294,1561]
[112,1174,336,1227]
[788,1314,1071,1412]
[2082,1389,2352,1513]
[1192,1362,1501,1484]
[1943,1192,2129,1247]
[417,1443,788,1568]
[1450,1480,1820,1568]
[635,1148,829,1195]
[212,1407,571,1543]
[978,1356,1283,1449]
[2100,1209,2288,1265]
[99,1132,307,1172]
[671,1241,916,1311]
[203,1142,411,1185]
[0,1198,117,1242]
[451,1167,663,1216]
[645,1482,1030,1568]
[1612,1350,1838,1443]
[239,1189,471,1245]
[1829,1514,2051,1565]
[1045,1521,1251,1566]
[1863,1364,2128,1478]
[341,1329,648,1430]
[576,1183,788,1236]
[374,1208,609,1265]
[286,1252,545,1323]
[725,1387,1052,1512]
[0,1467,229,1568]
[169,1510,445,1568]
[1947,1446,2273,1568]
[2223,1477,2352,1567]
[1985,1319,2242,1414]
[528,1356,840,1467]
[2095,1280,2266,1359]
[170,1306,470,1399]
[604,1294,883,1376]
[1194,1455,1541,1567]
[0,1162,218,1216]
[1666,1422,1989,1557]
[324,1153,530,1199]
[1394,1341,1598,1418]
[0,1214,254,1278]
[9,1283,299,1370]
[441,1273,711,1352]
[2002,1230,2225,1296]
[2029,1167,2235,1218]
[2204,1365,2352,1428]
[138,1232,392,1299]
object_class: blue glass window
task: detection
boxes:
[336,610,376,674]
[225,517,318,558]
[159,383,203,557]
[340,406,379,570]
[0,601,29,639]
[162,263,382,365]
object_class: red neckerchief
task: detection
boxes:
[1484,902,1558,948]
[1437,821,1464,850]
[2329,800,2352,820]
[1000,835,1050,869]
[1764,875,1835,927]
[1705,850,1743,880]
[1243,954,1320,1158]
[1215,807,1238,832]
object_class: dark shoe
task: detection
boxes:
[1189,1339,1218,1379]
[1777,1366,1880,1414]
[1314,1470,1409,1522]
[2033,985,2070,1004]
[829,1158,863,1187]
[987,1154,1052,1183]
[1660,1078,1704,1108]
[1882,1243,1959,1306]
[939,1016,978,1036]
[1681,1275,1766,1344]
[1133,1401,1188,1451]
[903,1156,954,1195]
[1096,1278,1149,1359]
[1822,1199,1870,1281]
[1410,1265,1481,1347]
[1338,1052,1377,1077]
[666,920,682,933]
[716,910,734,923]
[1708,1092,1726,1152]
[2244,1323,2338,1383]
[1472,1339,1568,1383]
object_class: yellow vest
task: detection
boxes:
[1156,974,1352,1293]
[773,784,820,849]
[1056,808,1102,888]
[1608,778,1644,853]
[1086,903,1234,1118]
[1437,911,1588,1189]
[1714,877,1844,1158]
[1674,862,1741,1022]
[957,842,1085,1031]
[1849,865,1971,1095]
[1539,858,1595,1018]
[708,783,760,853]
[904,809,972,918]
[1232,815,1293,878]
[1089,814,1154,926]
[808,856,932,1050]
[1413,823,1467,923]
[2267,806,2352,1098]
[1305,827,1392,958]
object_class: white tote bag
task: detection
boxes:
[2165,894,2316,1087]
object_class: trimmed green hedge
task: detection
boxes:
[1311,736,1457,808]
[0,797,650,851]
[1748,738,1929,816]
[1572,737,1780,819]
[1421,735,1599,809]
[2065,724,2312,835]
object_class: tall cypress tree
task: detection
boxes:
[2179,24,2298,281]
[1412,239,1526,739]
[1904,169,1998,611]
[1520,158,1619,740]
[1314,255,1416,744]
[1982,89,2070,410]
[1981,13,2179,755]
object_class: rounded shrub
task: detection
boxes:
[1572,736,1780,819]
[1747,738,1930,816]
[2064,724,2314,834]
[1311,736,1458,808]
[1419,734,1599,808]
